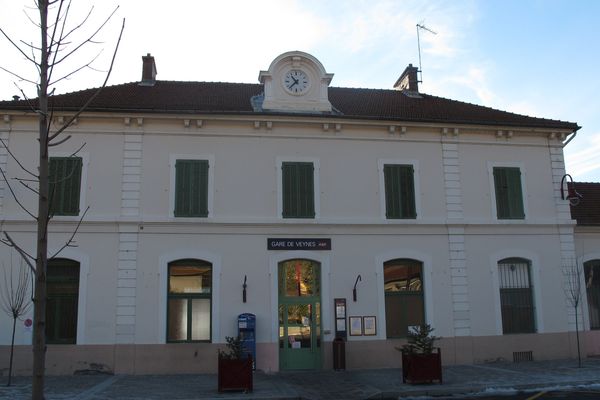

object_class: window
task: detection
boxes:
[49,157,82,216]
[383,164,416,219]
[282,161,315,218]
[46,258,80,344]
[167,259,212,342]
[174,159,209,217]
[384,259,424,337]
[498,258,535,334]
[584,260,600,329]
[493,167,525,219]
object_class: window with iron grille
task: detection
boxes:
[584,259,600,330]
[384,259,424,338]
[493,167,525,219]
[49,157,82,216]
[167,259,212,342]
[174,159,209,217]
[46,258,80,344]
[498,258,535,334]
[383,164,416,219]
[282,161,315,218]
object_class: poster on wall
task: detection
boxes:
[349,316,362,336]
[363,316,376,336]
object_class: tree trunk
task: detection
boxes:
[32,1,50,399]
[8,316,16,386]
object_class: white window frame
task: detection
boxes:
[169,154,215,219]
[378,159,421,221]
[276,156,320,220]
[487,162,528,222]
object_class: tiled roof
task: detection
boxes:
[569,182,600,226]
[0,81,579,130]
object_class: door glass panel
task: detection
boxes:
[281,260,318,297]
[191,298,210,340]
[168,298,188,341]
[286,304,312,349]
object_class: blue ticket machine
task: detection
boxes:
[238,313,256,370]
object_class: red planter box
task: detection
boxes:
[217,356,253,393]
[401,348,442,384]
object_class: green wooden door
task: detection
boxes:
[278,259,321,370]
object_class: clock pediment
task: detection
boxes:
[258,51,333,113]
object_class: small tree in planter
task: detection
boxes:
[218,336,253,392]
[397,324,442,384]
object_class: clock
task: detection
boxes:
[283,69,310,95]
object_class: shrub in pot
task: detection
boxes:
[397,324,442,384]
[218,336,253,392]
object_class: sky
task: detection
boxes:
[0,0,599,182]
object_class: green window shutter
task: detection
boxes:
[384,164,416,219]
[494,167,524,219]
[282,162,315,218]
[175,160,209,217]
[49,157,82,216]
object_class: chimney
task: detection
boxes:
[140,53,157,86]
[393,64,419,92]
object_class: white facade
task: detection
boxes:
[0,52,595,375]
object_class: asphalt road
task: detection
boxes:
[441,389,600,399]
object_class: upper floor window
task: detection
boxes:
[167,259,212,342]
[498,258,535,334]
[174,159,209,217]
[493,167,525,220]
[383,164,416,219]
[49,157,82,216]
[282,161,315,219]
[46,258,80,344]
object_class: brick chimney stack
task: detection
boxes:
[140,53,157,86]
[393,64,419,92]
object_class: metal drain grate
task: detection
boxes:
[513,351,533,362]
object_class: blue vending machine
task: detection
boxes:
[238,313,256,370]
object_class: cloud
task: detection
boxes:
[564,133,600,180]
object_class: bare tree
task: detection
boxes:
[0,1,124,398]
[1,257,32,386]
[564,257,584,367]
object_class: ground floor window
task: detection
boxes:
[498,258,535,334]
[585,259,600,329]
[46,258,80,344]
[167,259,212,342]
[384,258,424,338]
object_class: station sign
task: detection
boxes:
[267,238,331,250]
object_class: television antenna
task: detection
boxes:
[416,22,437,84]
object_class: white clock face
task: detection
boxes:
[283,69,310,95]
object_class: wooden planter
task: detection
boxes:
[217,355,253,393]
[401,347,442,384]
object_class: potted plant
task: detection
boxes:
[218,335,253,392]
[397,324,442,384]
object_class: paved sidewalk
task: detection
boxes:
[2,358,600,400]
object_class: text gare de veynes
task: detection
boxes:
[267,238,331,251]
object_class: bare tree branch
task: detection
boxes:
[16,179,41,195]
[48,17,124,142]
[0,65,38,86]
[69,142,86,157]
[48,205,89,259]
[0,167,38,220]
[1,233,36,273]
[0,27,38,64]
[0,137,39,179]
[49,50,102,86]
[48,134,71,147]
[52,6,118,67]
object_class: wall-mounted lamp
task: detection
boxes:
[561,174,583,206]
[353,275,362,302]
[242,275,247,303]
